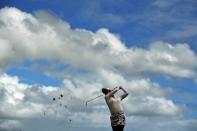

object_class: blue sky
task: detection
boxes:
[1,0,197,48]
[0,0,197,131]
[1,0,197,84]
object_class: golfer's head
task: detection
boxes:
[101,88,111,95]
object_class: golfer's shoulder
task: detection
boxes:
[104,95,109,99]
[105,95,112,101]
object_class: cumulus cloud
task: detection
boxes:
[0,7,197,78]
[102,73,182,116]
[126,116,197,131]
[0,7,197,131]
[0,72,195,131]
[0,74,55,119]
[0,72,182,128]
[0,119,23,131]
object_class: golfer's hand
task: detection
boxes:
[110,87,116,91]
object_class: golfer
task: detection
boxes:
[102,86,128,131]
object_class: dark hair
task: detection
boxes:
[101,88,110,95]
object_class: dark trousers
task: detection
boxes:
[112,125,124,131]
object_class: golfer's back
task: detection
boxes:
[105,96,123,114]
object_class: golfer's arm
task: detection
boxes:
[120,87,128,100]
[106,89,118,97]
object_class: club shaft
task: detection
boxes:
[85,87,120,105]
[86,94,104,103]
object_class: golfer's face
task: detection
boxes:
[107,89,111,93]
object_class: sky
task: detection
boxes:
[0,0,197,131]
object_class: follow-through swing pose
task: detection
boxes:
[102,86,128,131]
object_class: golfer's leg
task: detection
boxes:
[112,126,117,131]
[112,125,124,131]
[119,125,124,131]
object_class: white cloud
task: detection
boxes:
[126,96,181,116]
[0,7,197,78]
[0,74,52,119]
[126,116,197,131]
[0,7,197,131]
[0,72,182,129]
[0,120,23,131]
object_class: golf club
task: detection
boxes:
[85,86,120,106]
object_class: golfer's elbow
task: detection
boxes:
[124,89,129,97]
[121,93,128,100]
[125,92,129,98]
